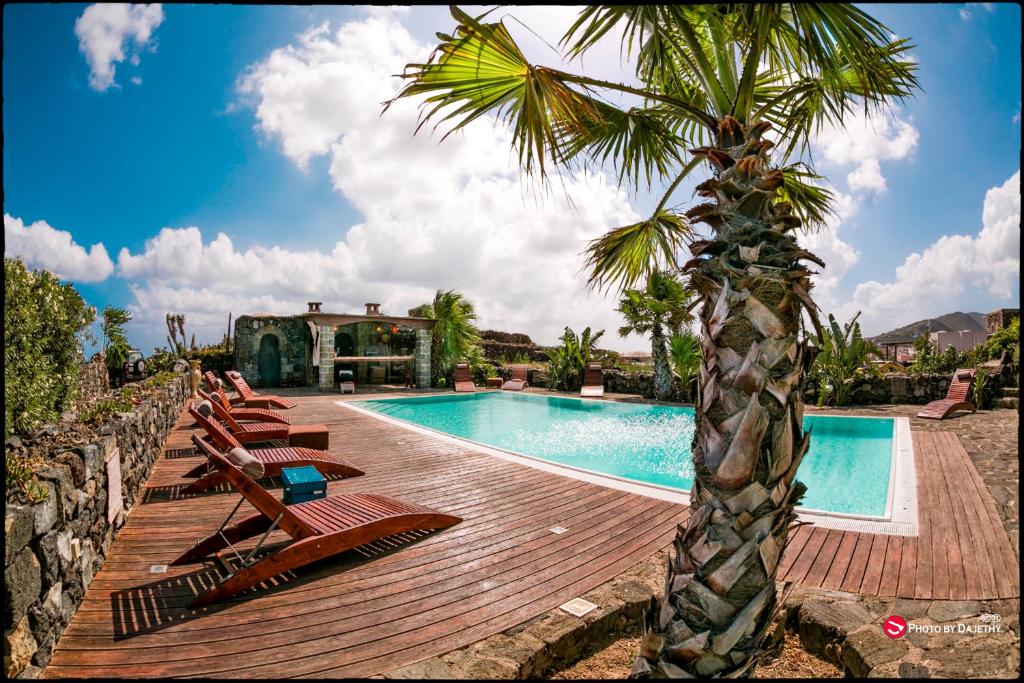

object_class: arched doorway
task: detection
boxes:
[258,335,281,387]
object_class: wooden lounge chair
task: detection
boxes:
[181,429,363,494]
[917,368,977,420]
[502,364,529,391]
[171,436,461,606]
[196,388,290,424]
[203,371,222,393]
[195,397,329,449]
[223,370,297,410]
[580,362,604,398]
[453,362,476,393]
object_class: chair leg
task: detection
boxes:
[171,514,274,565]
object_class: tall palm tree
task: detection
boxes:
[387,5,917,676]
[412,289,481,385]
[617,270,694,400]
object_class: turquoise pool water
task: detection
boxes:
[354,392,894,516]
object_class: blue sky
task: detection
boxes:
[3,3,1020,354]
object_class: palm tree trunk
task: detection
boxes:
[632,117,821,678]
[651,324,675,401]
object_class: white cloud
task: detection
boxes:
[798,191,861,315]
[960,3,995,21]
[812,108,918,198]
[842,170,1020,334]
[75,3,164,92]
[115,12,643,350]
[1013,110,1021,124]
[4,214,114,282]
[846,158,887,195]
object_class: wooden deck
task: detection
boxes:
[45,394,1018,678]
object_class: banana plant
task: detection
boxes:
[669,331,702,402]
[814,311,882,406]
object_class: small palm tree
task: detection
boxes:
[617,271,694,400]
[414,289,481,385]
[387,4,918,676]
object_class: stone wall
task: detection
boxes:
[233,315,310,388]
[3,374,189,678]
[803,369,1012,406]
[75,355,109,410]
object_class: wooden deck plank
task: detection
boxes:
[44,394,1021,678]
[839,533,872,594]
[821,532,858,592]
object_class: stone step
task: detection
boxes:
[999,386,1018,397]
[992,397,1019,410]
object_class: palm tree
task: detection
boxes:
[387,5,917,676]
[413,289,481,386]
[617,270,694,400]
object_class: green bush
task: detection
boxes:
[146,347,176,374]
[187,345,234,375]
[4,258,96,438]
[79,394,135,426]
[909,335,969,375]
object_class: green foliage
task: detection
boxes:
[972,369,991,410]
[814,311,882,406]
[79,394,134,426]
[4,258,96,439]
[909,335,969,375]
[464,345,494,385]
[546,326,605,391]
[6,451,48,503]
[980,317,1020,362]
[669,332,702,400]
[146,347,176,374]
[503,350,534,365]
[144,370,180,389]
[186,345,234,376]
[101,306,133,371]
[616,271,694,339]
[415,290,481,386]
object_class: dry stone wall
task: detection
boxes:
[3,374,189,678]
[75,355,109,411]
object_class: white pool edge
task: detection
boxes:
[338,398,919,537]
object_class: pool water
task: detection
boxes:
[354,392,894,516]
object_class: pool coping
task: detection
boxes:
[338,394,918,536]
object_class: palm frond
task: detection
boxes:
[583,211,692,293]
[556,102,687,188]
[776,163,835,231]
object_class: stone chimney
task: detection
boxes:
[365,303,381,316]
[307,302,322,313]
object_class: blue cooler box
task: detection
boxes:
[281,466,327,504]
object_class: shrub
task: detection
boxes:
[187,345,234,375]
[146,347,176,374]
[546,326,604,391]
[4,258,96,438]
[813,311,881,406]
[79,394,134,426]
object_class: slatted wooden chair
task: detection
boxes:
[203,371,222,393]
[195,396,329,449]
[196,388,290,424]
[182,424,363,493]
[502,364,529,391]
[917,368,977,420]
[453,362,476,393]
[172,434,461,606]
[223,370,297,409]
[580,362,605,397]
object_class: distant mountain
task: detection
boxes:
[871,311,987,343]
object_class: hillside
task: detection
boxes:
[871,311,987,343]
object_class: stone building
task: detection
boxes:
[233,302,435,391]
[985,308,1019,335]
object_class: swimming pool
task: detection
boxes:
[351,392,903,518]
